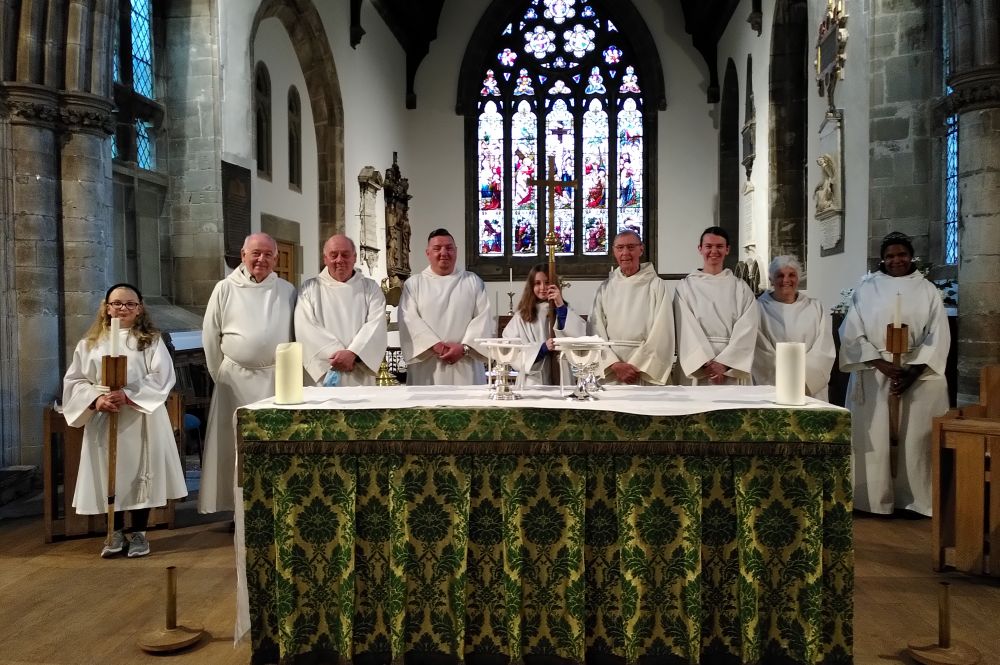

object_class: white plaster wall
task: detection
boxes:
[251,19,320,284]
[406,0,718,316]
[716,0,871,311]
[217,1,409,279]
[315,1,408,281]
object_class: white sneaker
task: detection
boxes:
[127,532,150,558]
[101,530,125,558]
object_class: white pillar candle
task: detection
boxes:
[109,317,120,357]
[892,293,902,327]
[775,342,806,405]
[509,267,513,291]
[274,342,303,404]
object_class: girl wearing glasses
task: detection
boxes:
[62,283,187,558]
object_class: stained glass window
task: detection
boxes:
[136,120,154,169]
[942,4,959,265]
[111,0,159,168]
[130,0,154,99]
[288,87,302,189]
[255,63,272,178]
[465,0,656,274]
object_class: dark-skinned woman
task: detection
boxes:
[838,232,950,516]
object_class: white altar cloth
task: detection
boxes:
[240,384,845,416]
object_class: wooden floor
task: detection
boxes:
[0,510,997,665]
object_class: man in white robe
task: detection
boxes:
[199,233,296,514]
[295,235,387,387]
[589,230,675,385]
[399,228,492,385]
[752,255,835,400]
[839,232,950,516]
[674,226,759,385]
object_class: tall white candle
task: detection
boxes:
[274,342,303,404]
[109,317,120,357]
[775,342,806,405]
[892,293,902,328]
[509,267,513,291]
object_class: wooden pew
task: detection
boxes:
[932,365,1000,576]
[43,393,184,543]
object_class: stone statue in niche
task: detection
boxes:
[813,153,839,217]
[384,152,412,280]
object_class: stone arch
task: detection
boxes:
[768,0,808,276]
[250,0,345,243]
[719,58,740,271]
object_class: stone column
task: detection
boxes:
[4,83,63,467]
[0,102,20,467]
[948,0,1000,403]
[59,92,115,355]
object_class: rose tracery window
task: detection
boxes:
[460,0,664,279]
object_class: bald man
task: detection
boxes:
[199,232,296,514]
[294,235,387,386]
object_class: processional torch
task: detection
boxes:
[103,318,127,545]
[885,293,908,478]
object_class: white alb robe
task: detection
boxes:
[589,262,675,385]
[294,269,387,387]
[63,331,187,514]
[753,291,836,401]
[399,267,493,385]
[674,269,759,384]
[199,267,295,513]
[839,270,950,516]
[501,302,586,385]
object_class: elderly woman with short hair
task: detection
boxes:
[752,255,835,400]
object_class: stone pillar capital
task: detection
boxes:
[947,66,1000,114]
[0,83,60,128]
[58,91,115,136]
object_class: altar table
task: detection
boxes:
[238,385,853,665]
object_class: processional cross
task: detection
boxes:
[528,155,577,292]
[528,156,578,387]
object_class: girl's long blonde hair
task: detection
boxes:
[83,283,160,351]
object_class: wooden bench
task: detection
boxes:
[43,393,184,543]
[932,366,1000,576]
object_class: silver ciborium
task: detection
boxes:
[554,339,609,401]
[476,338,532,400]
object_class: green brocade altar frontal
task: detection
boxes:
[238,389,853,665]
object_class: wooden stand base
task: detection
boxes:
[905,582,981,665]
[906,641,981,665]
[137,566,206,654]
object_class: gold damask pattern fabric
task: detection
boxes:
[240,407,852,665]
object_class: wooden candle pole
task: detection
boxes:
[885,322,909,478]
[529,155,577,385]
[101,354,127,541]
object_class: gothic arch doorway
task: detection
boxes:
[250,0,345,243]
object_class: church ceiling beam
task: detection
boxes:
[368,0,444,109]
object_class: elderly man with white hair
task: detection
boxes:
[199,232,296,514]
[751,255,835,400]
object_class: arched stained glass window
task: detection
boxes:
[288,86,302,190]
[459,0,664,279]
[255,62,272,179]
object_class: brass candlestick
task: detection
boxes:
[906,582,981,664]
[507,291,515,316]
[885,323,909,478]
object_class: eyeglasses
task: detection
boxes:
[108,301,140,311]
[613,243,642,251]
